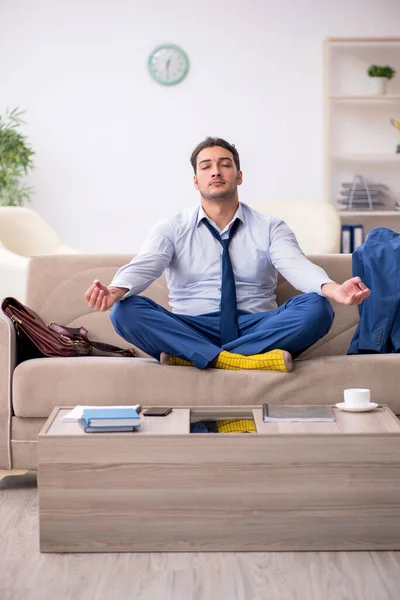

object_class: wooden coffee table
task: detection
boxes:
[38,405,400,552]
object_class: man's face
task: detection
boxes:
[193,146,242,202]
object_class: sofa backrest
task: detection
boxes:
[26,253,358,359]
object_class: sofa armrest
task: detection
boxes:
[0,246,30,303]
[0,312,17,468]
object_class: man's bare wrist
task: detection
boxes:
[321,282,339,299]
[107,286,129,301]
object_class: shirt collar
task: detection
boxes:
[196,202,245,233]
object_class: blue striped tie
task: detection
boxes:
[202,217,241,344]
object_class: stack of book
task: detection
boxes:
[79,407,141,433]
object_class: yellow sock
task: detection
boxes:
[169,349,292,372]
[169,355,194,367]
[214,349,292,372]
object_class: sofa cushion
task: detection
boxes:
[12,354,400,417]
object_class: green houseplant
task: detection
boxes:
[367,64,396,95]
[0,108,35,206]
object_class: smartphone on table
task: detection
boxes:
[143,407,172,417]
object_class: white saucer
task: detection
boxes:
[335,402,379,413]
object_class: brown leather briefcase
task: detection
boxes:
[1,296,136,362]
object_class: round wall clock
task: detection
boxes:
[148,44,189,85]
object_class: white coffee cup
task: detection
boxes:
[343,388,371,408]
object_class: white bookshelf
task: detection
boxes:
[324,37,400,237]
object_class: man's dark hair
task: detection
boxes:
[190,137,240,173]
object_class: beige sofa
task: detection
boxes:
[1,253,399,470]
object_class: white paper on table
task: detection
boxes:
[61,404,142,422]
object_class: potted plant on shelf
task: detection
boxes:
[367,64,396,95]
[390,118,400,153]
[0,107,35,206]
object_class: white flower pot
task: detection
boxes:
[370,76,388,95]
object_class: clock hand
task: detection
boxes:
[165,58,171,79]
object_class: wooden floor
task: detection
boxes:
[1,471,400,600]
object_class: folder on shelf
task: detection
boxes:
[341,225,364,253]
[341,225,352,253]
[353,225,364,249]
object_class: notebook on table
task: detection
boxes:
[263,404,334,423]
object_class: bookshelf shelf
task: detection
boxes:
[326,37,400,45]
[339,210,400,217]
[330,154,400,163]
[330,95,400,102]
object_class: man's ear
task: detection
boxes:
[237,170,243,186]
[193,175,199,190]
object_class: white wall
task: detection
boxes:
[1,0,399,253]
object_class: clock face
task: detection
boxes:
[148,44,189,85]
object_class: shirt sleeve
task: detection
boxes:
[109,219,174,299]
[268,218,334,294]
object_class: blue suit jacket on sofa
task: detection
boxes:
[348,227,400,354]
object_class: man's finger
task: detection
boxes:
[352,289,370,305]
[95,290,105,310]
[357,282,370,293]
[96,280,111,294]
[84,283,97,302]
[89,286,101,308]
[100,296,108,312]
[353,293,366,302]
[94,279,107,292]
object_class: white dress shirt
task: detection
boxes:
[110,202,333,315]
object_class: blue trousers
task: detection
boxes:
[110,293,334,369]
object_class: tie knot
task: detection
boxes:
[202,217,241,247]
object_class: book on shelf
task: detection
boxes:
[262,404,334,423]
[78,418,140,433]
[82,407,141,427]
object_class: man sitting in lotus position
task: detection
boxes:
[84,137,370,372]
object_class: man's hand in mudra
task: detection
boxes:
[84,280,127,312]
[321,277,370,306]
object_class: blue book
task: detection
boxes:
[78,418,140,433]
[83,407,140,427]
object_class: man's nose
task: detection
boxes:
[210,164,222,176]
